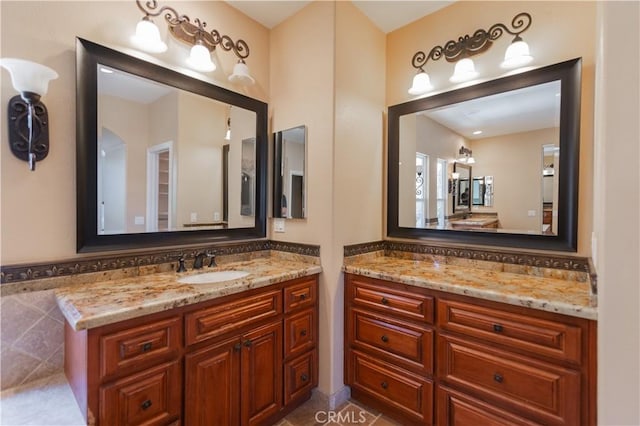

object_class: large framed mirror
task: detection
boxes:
[388,58,581,251]
[76,38,267,252]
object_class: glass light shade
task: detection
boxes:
[224,128,231,141]
[131,19,168,53]
[449,58,478,83]
[186,43,216,72]
[408,71,432,95]
[451,172,460,180]
[501,39,533,69]
[467,156,476,164]
[0,58,58,96]
[228,61,255,85]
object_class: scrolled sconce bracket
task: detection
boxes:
[7,95,50,165]
[135,0,250,60]
[411,12,532,71]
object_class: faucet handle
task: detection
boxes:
[176,256,187,273]
[208,252,217,268]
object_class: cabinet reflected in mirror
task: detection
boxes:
[273,125,307,219]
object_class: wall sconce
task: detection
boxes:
[224,106,232,141]
[448,172,460,194]
[0,58,58,171]
[457,146,475,164]
[408,12,533,95]
[131,0,255,84]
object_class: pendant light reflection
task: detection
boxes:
[131,17,168,53]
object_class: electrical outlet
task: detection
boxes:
[273,218,285,233]
[190,212,197,222]
[527,210,536,217]
[214,212,220,221]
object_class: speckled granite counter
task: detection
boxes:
[343,254,597,320]
[56,255,322,331]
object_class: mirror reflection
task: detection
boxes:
[273,125,307,219]
[97,66,256,234]
[398,80,561,235]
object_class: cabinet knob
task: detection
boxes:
[381,335,389,343]
[141,342,152,352]
[141,399,152,410]
[233,343,242,352]
[380,381,388,389]
[494,373,504,383]
[300,373,309,382]
[493,324,504,333]
[300,329,307,337]
[299,293,307,300]
[243,340,252,347]
[381,297,389,305]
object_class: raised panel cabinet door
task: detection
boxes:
[184,336,241,426]
[241,321,283,426]
[99,360,181,426]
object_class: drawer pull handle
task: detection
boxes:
[141,342,152,352]
[380,381,388,389]
[299,293,307,300]
[141,400,152,410]
[381,297,389,305]
[300,329,307,337]
[494,373,504,383]
[301,373,309,382]
[493,324,504,333]
[381,335,389,343]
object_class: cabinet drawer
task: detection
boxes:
[284,309,316,358]
[349,350,433,424]
[437,385,542,426]
[99,316,181,379]
[438,299,582,364]
[438,334,580,425]
[349,277,434,323]
[99,360,181,426]
[284,277,317,313]
[284,351,317,404]
[186,289,282,346]
[350,309,433,374]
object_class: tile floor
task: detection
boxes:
[0,373,401,426]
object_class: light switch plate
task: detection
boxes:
[527,210,536,217]
[274,218,285,233]
[134,216,145,225]
[190,212,198,222]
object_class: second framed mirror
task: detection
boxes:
[273,125,307,219]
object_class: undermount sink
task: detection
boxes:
[178,270,250,284]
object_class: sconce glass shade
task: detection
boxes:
[229,60,255,85]
[451,172,460,180]
[408,70,432,95]
[186,42,216,72]
[0,58,58,97]
[501,38,533,69]
[449,58,478,83]
[224,128,231,141]
[466,156,476,164]
[131,18,168,53]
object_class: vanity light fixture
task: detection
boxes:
[224,106,232,141]
[131,0,254,84]
[457,146,475,164]
[448,172,460,194]
[0,58,58,171]
[408,12,533,95]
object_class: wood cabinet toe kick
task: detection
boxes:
[344,273,597,426]
[64,274,319,426]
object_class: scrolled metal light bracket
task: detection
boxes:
[411,12,532,71]
[135,0,250,61]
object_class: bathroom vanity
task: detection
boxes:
[343,253,597,426]
[56,256,320,426]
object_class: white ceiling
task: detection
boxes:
[98,66,172,104]
[225,1,454,33]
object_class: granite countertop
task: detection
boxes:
[343,255,597,320]
[55,256,322,331]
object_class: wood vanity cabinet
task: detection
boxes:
[344,273,596,426]
[65,275,318,426]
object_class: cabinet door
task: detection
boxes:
[241,321,283,426]
[185,336,241,426]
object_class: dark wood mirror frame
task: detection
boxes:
[76,38,268,252]
[387,58,581,251]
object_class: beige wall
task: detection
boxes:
[471,127,559,231]
[0,0,270,264]
[594,2,640,424]
[386,1,596,255]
